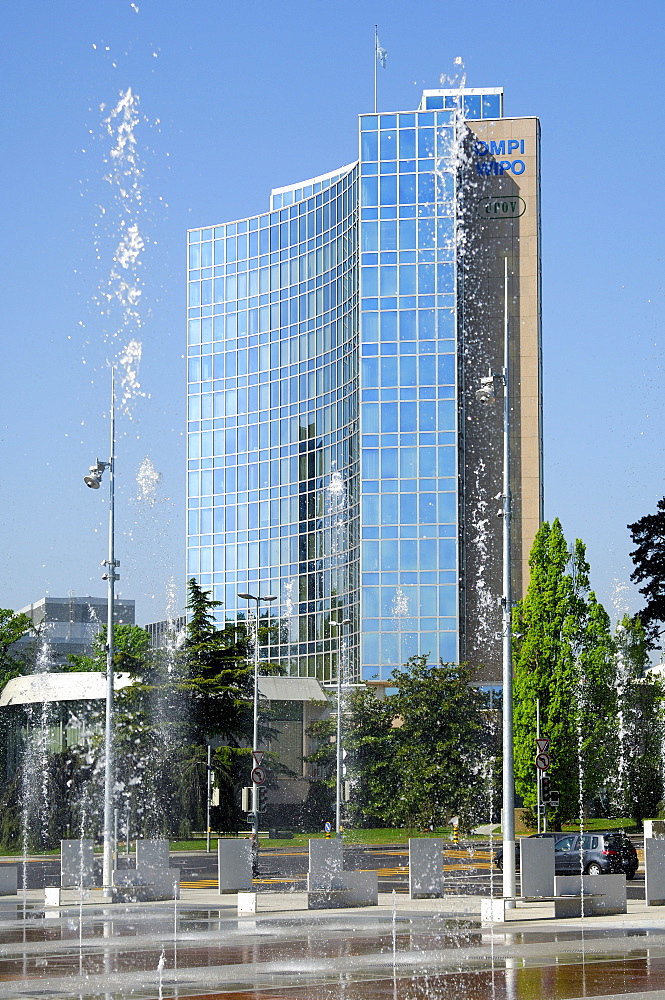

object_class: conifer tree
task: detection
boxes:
[613,615,663,827]
[513,520,617,824]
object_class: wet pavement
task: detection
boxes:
[3,890,665,999]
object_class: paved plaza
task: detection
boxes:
[3,888,665,999]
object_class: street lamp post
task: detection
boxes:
[329,618,352,837]
[238,592,277,845]
[476,257,515,905]
[83,368,120,897]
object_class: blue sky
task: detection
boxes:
[1,0,663,629]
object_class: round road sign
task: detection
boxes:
[324,821,332,833]
[251,766,266,785]
[535,752,550,771]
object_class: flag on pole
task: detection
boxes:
[376,36,387,68]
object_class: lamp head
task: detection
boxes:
[84,460,107,489]
[475,374,496,404]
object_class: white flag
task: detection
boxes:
[376,37,387,68]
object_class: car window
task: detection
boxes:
[605,835,623,850]
[591,836,598,849]
[581,835,593,850]
[555,836,575,851]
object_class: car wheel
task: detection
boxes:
[626,869,637,881]
[585,862,603,876]
[496,859,502,871]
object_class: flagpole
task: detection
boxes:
[374,25,378,114]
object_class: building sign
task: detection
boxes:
[476,195,526,219]
[475,139,526,177]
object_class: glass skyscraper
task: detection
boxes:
[186,87,542,686]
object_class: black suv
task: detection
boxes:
[494,831,638,879]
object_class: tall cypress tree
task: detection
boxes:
[613,615,663,827]
[513,520,617,824]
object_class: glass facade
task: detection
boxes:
[186,86,539,687]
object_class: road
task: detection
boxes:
[4,843,646,897]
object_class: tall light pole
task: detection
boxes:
[238,592,277,844]
[476,257,515,904]
[83,368,119,897]
[329,618,352,837]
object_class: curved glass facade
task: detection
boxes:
[187,86,542,687]
[187,166,360,682]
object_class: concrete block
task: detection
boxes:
[645,838,665,905]
[553,874,625,917]
[554,893,596,918]
[238,891,257,914]
[308,838,343,888]
[0,866,17,896]
[61,840,95,888]
[644,821,665,840]
[520,837,554,898]
[343,871,378,906]
[44,887,61,907]
[112,868,180,902]
[136,839,169,870]
[584,874,626,915]
[481,897,507,923]
[218,839,253,893]
[308,888,353,909]
[409,838,443,898]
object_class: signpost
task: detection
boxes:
[535,731,551,832]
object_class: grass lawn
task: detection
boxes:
[0,818,642,857]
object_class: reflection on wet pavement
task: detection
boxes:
[4,899,665,1000]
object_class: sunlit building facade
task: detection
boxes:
[186,87,542,685]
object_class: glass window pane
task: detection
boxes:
[382,494,398,523]
[361,177,378,207]
[361,131,378,160]
[380,221,398,250]
[417,128,434,157]
[399,219,416,249]
[400,494,417,522]
[399,129,416,159]
[482,94,501,118]
[379,266,397,295]
[398,174,416,204]
[399,264,416,295]
[380,130,397,159]
[464,95,481,119]
[380,401,398,432]
[381,448,398,478]
[380,175,397,205]
[362,221,378,251]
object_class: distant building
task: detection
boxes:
[13,595,135,669]
[186,85,542,687]
[144,616,187,649]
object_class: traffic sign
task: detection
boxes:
[324,821,332,833]
[535,751,550,770]
[252,751,265,767]
[251,766,266,785]
[536,737,550,753]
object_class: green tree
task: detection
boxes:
[513,520,617,825]
[628,498,665,647]
[67,623,152,673]
[613,615,663,827]
[0,608,33,687]
[387,656,494,832]
[182,577,253,746]
[309,656,496,833]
